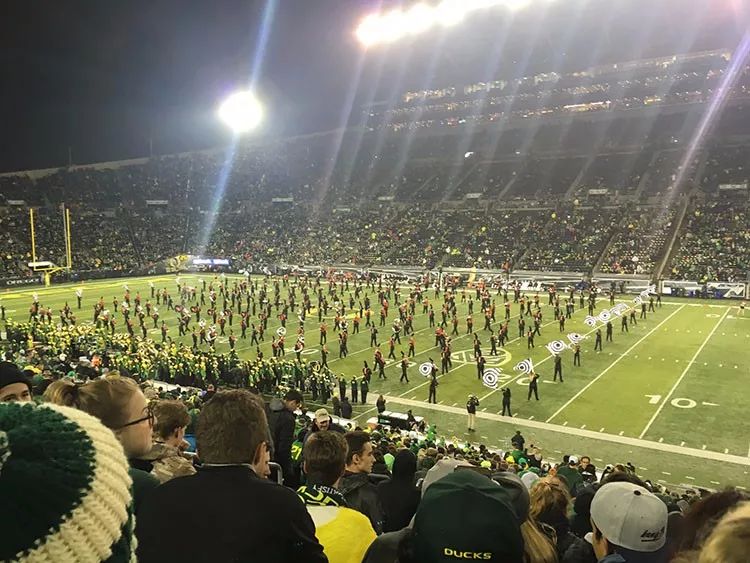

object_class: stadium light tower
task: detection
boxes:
[217,90,264,133]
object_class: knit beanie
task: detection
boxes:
[0,402,136,562]
[0,361,31,393]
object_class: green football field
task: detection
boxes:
[2,273,749,491]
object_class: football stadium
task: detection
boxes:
[1,1,750,561]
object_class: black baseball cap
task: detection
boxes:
[413,470,524,562]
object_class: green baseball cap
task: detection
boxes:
[413,470,524,562]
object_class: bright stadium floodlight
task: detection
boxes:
[355,0,550,46]
[435,0,467,27]
[217,90,263,133]
[404,3,437,35]
[355,14,384,47]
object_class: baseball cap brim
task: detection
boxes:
[585,534,668,563]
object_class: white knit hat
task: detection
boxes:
[0,402,135,562]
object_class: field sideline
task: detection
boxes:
[1,273,748,490]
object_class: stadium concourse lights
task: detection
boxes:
[217,90,263,134]
[355,0,538,47]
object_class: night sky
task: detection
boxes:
[1,0,746,172]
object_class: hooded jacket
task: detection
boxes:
[376,450,420,532]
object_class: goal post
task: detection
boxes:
[27,205,73,286]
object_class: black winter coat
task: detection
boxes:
[136,466,327,563]
[339,471,385,534]
[267,398,296,482]
[377,479,420,532]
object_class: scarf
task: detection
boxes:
[297,484,348,507]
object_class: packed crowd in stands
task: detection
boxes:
[601,206,678,276]
[0,53,749,282]
[668,201,750,283]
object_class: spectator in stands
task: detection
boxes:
[0,402,136,562]
[579,455,597,478]
[400,470,525,563]
[587,481,669,563]
[557,455,585,495]
[340,430,384,534]
[0,361,32,402]
[300,407,345,443]
[44,376,159,513]
[341,396,353,419]
[268,388,303,487]
[672,501,750,563]
[677,489,749,553]
[377,449,420,532]
[492,469,558,563]
[136,399,196,483]
[297,430,377,563]
[528,476,596,563]
[136,389,326,562]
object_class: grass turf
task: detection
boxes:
[1,273,748,490]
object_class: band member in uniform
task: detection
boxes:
[466,395,479,432]
[553,355,563,382]
[400,353,409,383]
[428,374,438,404]
[501,387,512,416]
[527,371,540,401]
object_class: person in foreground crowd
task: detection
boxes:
[400,470,526,563]
[297,430,376,563]
[300,407,346,443]
[136,399,196,483]
[528,476,596,563]
[0,360,33,402]
[376,449,420,533]
[0,402,136,562]
[672,501,750,563]
[136,389,326,562]
[268,388,303,486]
[44,375,160,513]
[339,430,384,534]
[587,481,669,563]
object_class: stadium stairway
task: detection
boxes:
[591,220,621,274]
[441,160,480,202]
[563,154,598,200]
[656,192,693,280]
[633,150,662,199]
[121,208,145,267]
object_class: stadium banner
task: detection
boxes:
[588,188,609,195]
[0,276,40,287]
[145,200,169,205]
[192,258,231,266]
[662,279,747,299]
[718,183,748,191]
[377,195,395,201]
[465,193,482,199]
[271,197,294,203]
[333,207,352,213]
[6,200,26,206]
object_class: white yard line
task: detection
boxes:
[479,309,606,402]
[639,307,730,439]
[545,305,686,424]
[383,395,750,467]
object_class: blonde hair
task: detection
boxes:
[689,501,750,563]
[44,377,140,430]
[521,519,558,563]
[529,477,571,522]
